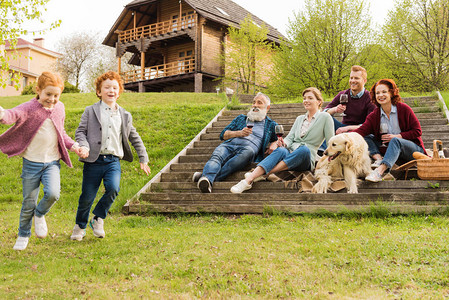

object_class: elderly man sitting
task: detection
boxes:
[192,92,278,193]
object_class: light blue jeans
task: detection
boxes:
[202,143,256,184]
[19,158,61,237]
[365,137,425,169]
[258,146,311,174]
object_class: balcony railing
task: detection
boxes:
[117,14,196,43]
[121,57,195,83]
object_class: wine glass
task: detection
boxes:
[339,94,349,116]
[275,125,284,139]
[246,117,254,129]
[380,123,389,147]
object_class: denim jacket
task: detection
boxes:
[219,114,277,163]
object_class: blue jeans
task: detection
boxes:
[19,158,61,237]
[202,143,256,184]
[76,155,121,229]
[258,146,311,174]
[365,137,424,169]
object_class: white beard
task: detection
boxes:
[247,107,267,122]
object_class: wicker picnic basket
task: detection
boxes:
[417,140,449,180]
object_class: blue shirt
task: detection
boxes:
[350,88,365,98]
[219,114,277,162]
[380,105,401,134]
[228,119,265,154]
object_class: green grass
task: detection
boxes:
[440,91,449,110]
[1,92,449,298]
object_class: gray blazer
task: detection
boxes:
[75,101,149,163]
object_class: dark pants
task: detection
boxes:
[75,155,121,229]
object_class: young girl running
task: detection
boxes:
[0,72,84,250]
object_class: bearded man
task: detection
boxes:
[192,92,278,193]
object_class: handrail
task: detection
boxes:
[117,13,196,43]
[121,57,195,83]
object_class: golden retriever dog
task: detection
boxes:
[312,132,371,194]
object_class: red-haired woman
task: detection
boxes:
[354,79,426,182]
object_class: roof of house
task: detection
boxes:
[5,38,62,57]
[103,0,286,47]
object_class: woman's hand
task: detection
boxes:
[276,137,286,148]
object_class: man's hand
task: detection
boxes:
[333,104,347,114]
[240,127,252,137]
[140,162,151,176]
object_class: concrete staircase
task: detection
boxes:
[124,96,449,214]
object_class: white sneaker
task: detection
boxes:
[13,236,29,251]
[192,172,202,182]
[70,224,86,241]
[89,217,105,238]
[230,179,253,194]
[198,177,212,193]
[371,159,383,168]
[34,215,47,239]
[245,172,265,182]
[365,169,383,182]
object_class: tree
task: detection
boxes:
[382,0,449,91]
[268,0,372,97]
[0,0,60,88]
[220,15,273,94]
[55,31,100,91]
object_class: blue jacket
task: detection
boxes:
[219,114,277,163]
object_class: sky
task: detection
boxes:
[21,0,396,52]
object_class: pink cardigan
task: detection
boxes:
[0,98,75,167]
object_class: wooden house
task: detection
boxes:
[102,0,285,93]
[0,38,61,97]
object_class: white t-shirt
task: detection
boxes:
[22,118,60,163]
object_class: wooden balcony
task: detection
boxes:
[117,14,196,43]
[121,57,195,83]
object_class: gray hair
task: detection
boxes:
[254,92,271,106]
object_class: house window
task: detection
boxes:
[172,14,179,31]
[23,76,28,87]
[178,50,194,73]
[182,11,194,28]
[172,11,194,31]
[8,72,15,86]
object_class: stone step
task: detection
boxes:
[198,131,449,141]
[222,106,441,117]
[217,112,445,122]
[211,118,448,128]
[206,123,449,133]
[159,167,419,182]
[151,180,449,191]
[191,139,449,149]
[128,203,449,214]
[232,97,438,106]
[142,191,449,202]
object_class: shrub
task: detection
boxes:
[63,81,80,93]
[21,81,80,95]
[21,82,36,95]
